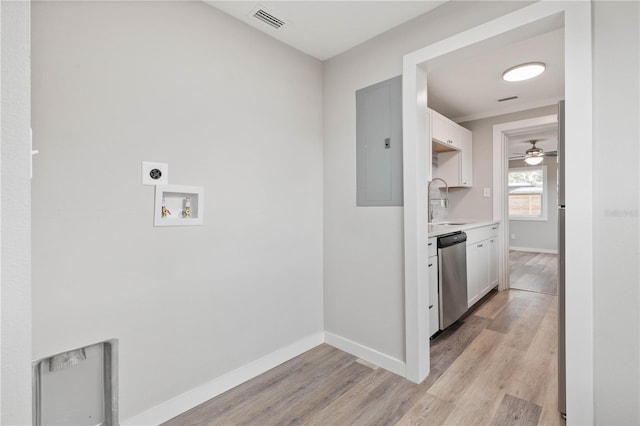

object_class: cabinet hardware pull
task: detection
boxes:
[429,305,434,309]
[492,226,497,230]
[428,242,433,246]
[478,244,483,248]
[384,137,391,149]
[428,263,433,267]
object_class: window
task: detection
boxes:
[508,166,548,220]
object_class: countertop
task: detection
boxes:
[428,220,500,238]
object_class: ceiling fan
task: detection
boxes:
[509,139,557,165]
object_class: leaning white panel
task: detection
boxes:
[32,339,119,426]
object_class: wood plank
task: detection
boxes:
[501,293,553,351]
[473,291,508,319]
[473,290,519,320]
[219,349,359,423]
[340,374,421,425]
[233,361,374,425]
[304,368,419,426]
[505,300,559,409]
[424,314,492,389]
[509,251,558,295]
[441,344,524,425]
[302,368,392,425]
[507,296,565,426]
[428,329,505,403]
[541,274,558,295]
[537,334,565,426]
[395,392,456,426]
[486,297,531,334]
[490,394,542,426]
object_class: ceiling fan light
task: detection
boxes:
[526,147,543,156]
[503,62,546,82]
[524,156,544,165]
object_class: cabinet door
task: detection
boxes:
[477,241,490,299]
[488,237,498,289]
[428,256,439,336]
[468,241,490,307]
[460,128,473,187]
[431,110,461,149]
[430,109,472,188]
[466,244,481,307]
[356,76,402,206]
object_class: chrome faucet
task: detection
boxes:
[428,177,449,223]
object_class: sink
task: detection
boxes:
[429,220,477,236]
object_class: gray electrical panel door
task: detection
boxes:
[356,75,403,206]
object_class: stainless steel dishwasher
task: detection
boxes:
[438,231,468,329]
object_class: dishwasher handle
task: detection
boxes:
[437,231,467,248]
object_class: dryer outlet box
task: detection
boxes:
[142,162,169,185]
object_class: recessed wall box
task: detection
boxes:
[154,184,204,226]
[142,161,169,185]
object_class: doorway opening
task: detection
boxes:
[495,115,559,296]
[402,2,593,422]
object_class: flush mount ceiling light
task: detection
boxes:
[502,62,546,82]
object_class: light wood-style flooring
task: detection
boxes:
[164,289,563,426]
[509,251,558,295]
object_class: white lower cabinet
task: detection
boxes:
[488,236,498,290]
[466,242,484,307]
[466,224,499,308]
[428,254,439,336]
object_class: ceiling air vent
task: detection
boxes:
[252,7,286,29]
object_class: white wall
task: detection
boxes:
[323,1,532,364]
[592,1,639,423]
[31,1,323,420]
[0,0,32,424]
[507,156,558,252]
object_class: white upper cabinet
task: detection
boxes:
[459,127,473,187]
[428,108,473,188]
[431,109,462,149]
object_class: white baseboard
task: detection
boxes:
[122,332,324,426]
[324,332,406,377]
[509,246,558,254]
